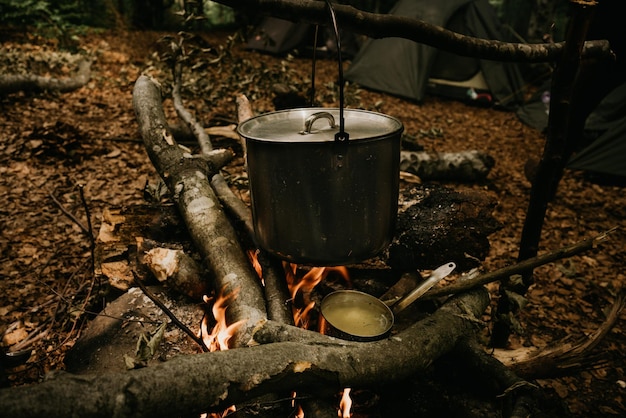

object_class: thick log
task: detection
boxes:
[132,75,267,348]
[0,289,490,418]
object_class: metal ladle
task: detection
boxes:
[319,262,457,341]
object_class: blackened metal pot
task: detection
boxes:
[238,107,403,266]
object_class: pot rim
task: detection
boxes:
[237,107,404,143]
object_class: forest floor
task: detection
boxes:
[0,28,624,417]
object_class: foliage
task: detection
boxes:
[0,0,94,50]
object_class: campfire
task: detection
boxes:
[39,75,615,418]
[202,258,353,416]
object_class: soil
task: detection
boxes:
[0,28,624,417]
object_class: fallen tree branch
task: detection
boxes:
[0,289,490,418]
[0,59,92,95]
[172,58,213,155]
[215,0,613,63]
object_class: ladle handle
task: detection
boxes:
[392,262,456,314]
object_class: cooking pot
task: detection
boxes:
[319,262,456,341]
[238,108,403,265]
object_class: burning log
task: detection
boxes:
[0,289,490,418]
[3,61,613,416]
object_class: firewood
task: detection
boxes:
[0,289,490,418]
[389,185,502,271]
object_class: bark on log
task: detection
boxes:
[0,59,91,95]
[215,0,613,63]
[0,289,490,418]
[132,75,267,348]
[400,150,495,182]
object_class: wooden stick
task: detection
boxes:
[426,228,617,299]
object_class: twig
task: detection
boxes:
[426,227,618,299]
[172,58,213,154]
[133,272,209,352]
[78,184,96,281]
[210,174,254,239]
[49,191,90,236]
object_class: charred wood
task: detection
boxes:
[389,185,502,272]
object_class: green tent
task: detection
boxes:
[568,82,626,178]
[344,0,525,107]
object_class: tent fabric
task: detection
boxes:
[246,17,312,54]
[568,82,626,177]
[343,0,525,106]
[517,82,626,178]
[245,17,360,58]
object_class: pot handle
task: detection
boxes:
[301,111,337,134]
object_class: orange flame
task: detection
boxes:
[284,263,353,416]
[284,263,350,330]
[247,249,264,286]
[200,288,245,417]
[234,257,353,416]
[291,391,305,418]
[339,388,352,417]
[200,288,245,352]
